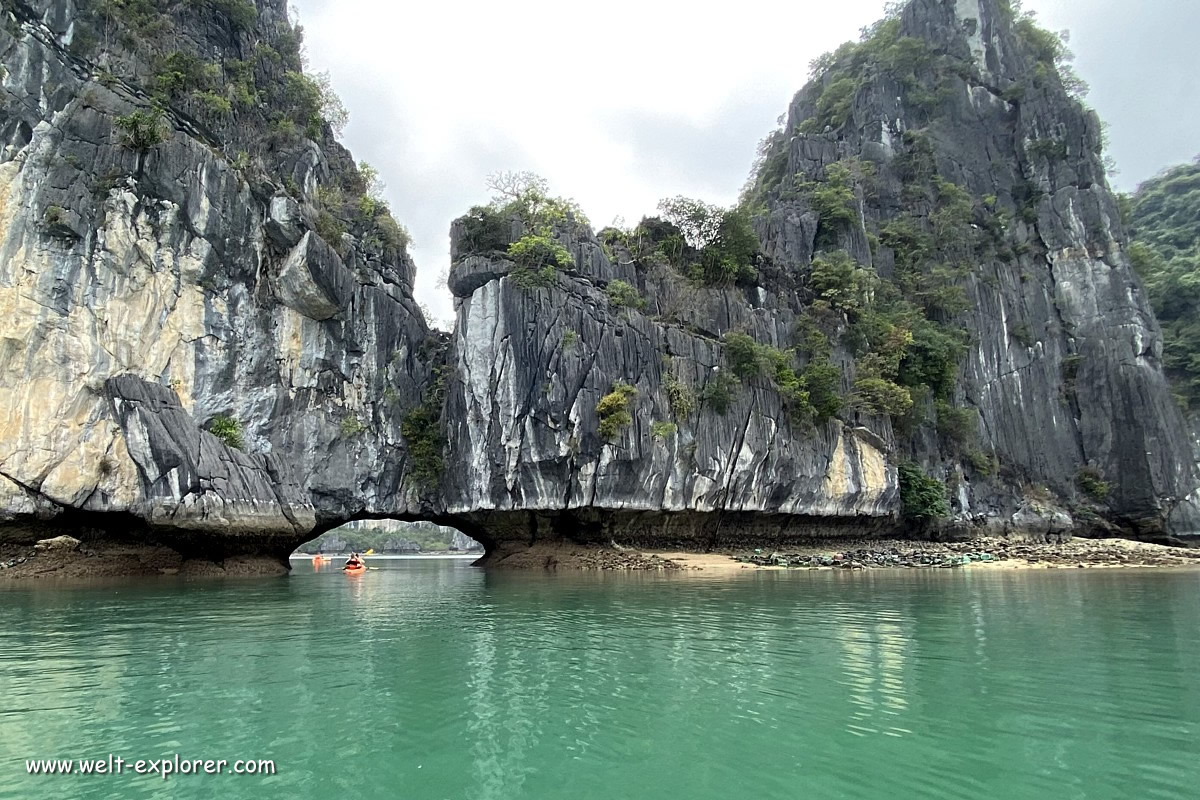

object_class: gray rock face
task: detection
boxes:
[442,227,896,556]
[0,0,433,560]
[0,0,1196,570]
[749,0,1199,541]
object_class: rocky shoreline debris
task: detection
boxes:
[735,538,1200,570]
[487,546,686,571]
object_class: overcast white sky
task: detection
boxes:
[290,0,1200,327]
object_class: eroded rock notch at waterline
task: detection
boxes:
[1,0,1197,573]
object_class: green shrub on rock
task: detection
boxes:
[1076,466,1110,500]
[723,332,765,379]
[802,360,844,421]
[651,421,677,440]
[851,377,913,416]
[898,463,948,521]
[810,250,872,311]
[508,233,573,275]
[597,382,638,440]
[663,368,696,419]
[208,414,244,450]
[116,109,168,151]
[402,368,448,488]
[507,233,570,287]
[605,279,646,311]
[655,198,759,286]
[699,372,739,415]
[458,205,511,255]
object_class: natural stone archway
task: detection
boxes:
[2,0,1199,579]
[293,520,483,557]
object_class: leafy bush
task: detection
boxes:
[723,332,766,379]
[798,161,863,237]
[209,415,244,450]
[699,207,759,285]
[810,250,871,311]
[402,367,448,488]
[801,16,952,133]
[802,75,859,133]
[657,196,724,248]
[597,382,637,440]
[851,377,913,416]
[898,319,968,400]
[721,332,837,421]
[802,360,844,421]
[663,369,696,418]
[194,90,232,116]
[1076,466,1110,501]
[740,128,790,209]
[116,109,168,151]
[210,0,258,32]
[931,178,975,244]
[41,205,72,237]
[456,205,511,255]
[372,213,411,253]
[605,279,646,311]
[486,171,589,229]
[314,211,346,251]
[651,421,677,440]
[967,449,997,476]
[1009,321,1035,348]
[281,70,347,137]
[898,463,949,521]
[892,130,937,184]
[508,233,573,289]
[152,51,219,98]
[340,416,367,436]
[935,400,979,448]
[656,198,759,285]
[508,233,573,270]
[699,372,739,415]
[1012,8,1089,98]
[1028,137,1068,161]
[510,266,556,289]
[1061,353,1083,390]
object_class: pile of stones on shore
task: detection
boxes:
[735,539,1200,570]
[558,550,685,571]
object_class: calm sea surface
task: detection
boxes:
[2,559,1198,799]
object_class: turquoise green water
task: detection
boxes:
[2,560,1199,799]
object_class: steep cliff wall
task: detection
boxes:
[0,0,434,563]
[440,0,1200,549]
[740,0,1200,539]
[1125,161,1200,467]
[1,0,1196,574]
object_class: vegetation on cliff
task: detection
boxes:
[1126,160,1200,410]
[61,0,410,260]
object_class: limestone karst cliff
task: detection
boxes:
[0,0,435,562]
[1,0,1197,573]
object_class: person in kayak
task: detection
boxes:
[344,553,364,571]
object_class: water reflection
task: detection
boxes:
[1,565,1198,799]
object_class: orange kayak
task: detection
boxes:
[344,564,366,576]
